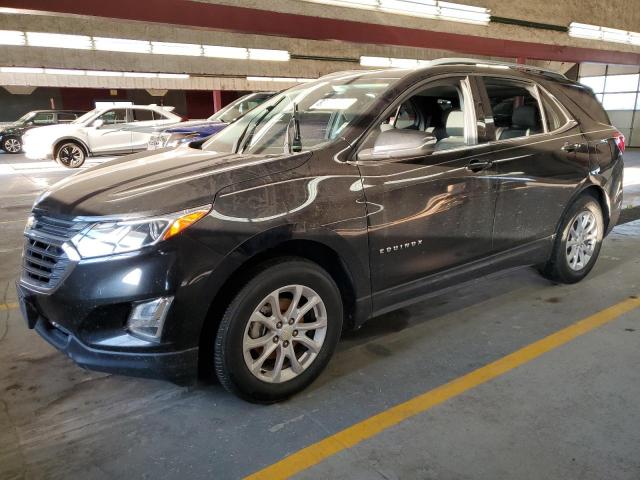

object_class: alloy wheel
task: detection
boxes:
[57,144,84,168]
[242,285,328,384]
[565,210,598,271]
[3,138,21,153]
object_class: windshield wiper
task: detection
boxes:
[285,103,303,154]
[236,97,284,154]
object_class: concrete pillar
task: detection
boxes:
[213,90,222,112]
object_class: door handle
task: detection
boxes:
[561,142,580,153]
[466,159,493,172]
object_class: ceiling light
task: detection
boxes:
[0,67,44,73]
[569,22,640,46]
[123,72,158,78]
[360,56,392,67]
[438,1,490,24]
[94,36,151,53]
[380,0,438,17]
[26,32,92,49]
[247,76,314,83]
[248,49,290,61]
[301,0,490,24]
[0,29,25,46]
[85,70,124,77]
[157,73,190,79]
[390,58,420,68]
[151,41,202,56]
[360,56,426,68]
[203,45,248,59]
[44,68,86,75]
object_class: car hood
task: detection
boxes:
[34,146,312,218]
[23,123,79,138]
[0,122,22,132]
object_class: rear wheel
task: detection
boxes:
[56,142,86,168]
[214,258,343,402]
[539,195,604,284]
[2,136,21,153]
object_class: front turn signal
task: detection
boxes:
[163,209,209,240]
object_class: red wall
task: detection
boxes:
[185,90,215,119]
[59,88,128,110]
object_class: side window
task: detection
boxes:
[359,77,477,156]
[99,109,128,125]
[57,112,77,123]
[152,111,169,121]
[32,112,55,125]
[132,109,154,121]
[481,77,543,141]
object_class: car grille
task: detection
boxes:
[22,214,87,290]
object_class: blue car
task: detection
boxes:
[147,92,275,150]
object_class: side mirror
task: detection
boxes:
[92,119,105,129]
[357,129,437,161]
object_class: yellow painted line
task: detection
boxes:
[0,302,19,311]
[246,295,640,480]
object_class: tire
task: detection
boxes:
[214,257,343,403]
[539,194,604,284]
[2,136,22,153]
[55,141,86,168]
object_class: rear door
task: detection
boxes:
[475,75,590,251]
[130,108,177,150]
[355,75,499,311]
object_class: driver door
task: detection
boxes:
[87,108,132,154]
[354,76,499,313]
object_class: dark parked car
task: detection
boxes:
[147,92,275,150]
[0,110,86,153]
[17,59,624,402]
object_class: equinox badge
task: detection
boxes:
[380,240,423,255]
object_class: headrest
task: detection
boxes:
[445,110,464,137]
[512,105,538,129]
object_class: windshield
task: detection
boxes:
[72,110,100,124]
[203,72,395,156]
[208,93,272,124]
[16,111,36,124]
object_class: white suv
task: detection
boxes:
[23,105,182,168]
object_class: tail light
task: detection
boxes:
[614,131,625,153]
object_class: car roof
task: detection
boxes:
[319,58,571,86]
[28,109,87,113]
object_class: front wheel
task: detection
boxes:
[55,142,86,168]
[539,195,604,284]
[214,258,343,402]
[2,136,22,153]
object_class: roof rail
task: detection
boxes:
[426,58,567,79]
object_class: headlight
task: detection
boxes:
[71,206,210,259]
[166,132,199,148]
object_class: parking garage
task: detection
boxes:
[1,1,640,479]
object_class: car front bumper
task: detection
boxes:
[16,234,222,384]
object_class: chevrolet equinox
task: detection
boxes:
[17,59,624,402]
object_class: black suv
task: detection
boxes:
[0,110,86,153]
[17,60,624,402]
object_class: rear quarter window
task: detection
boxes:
[558,83,611,125]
